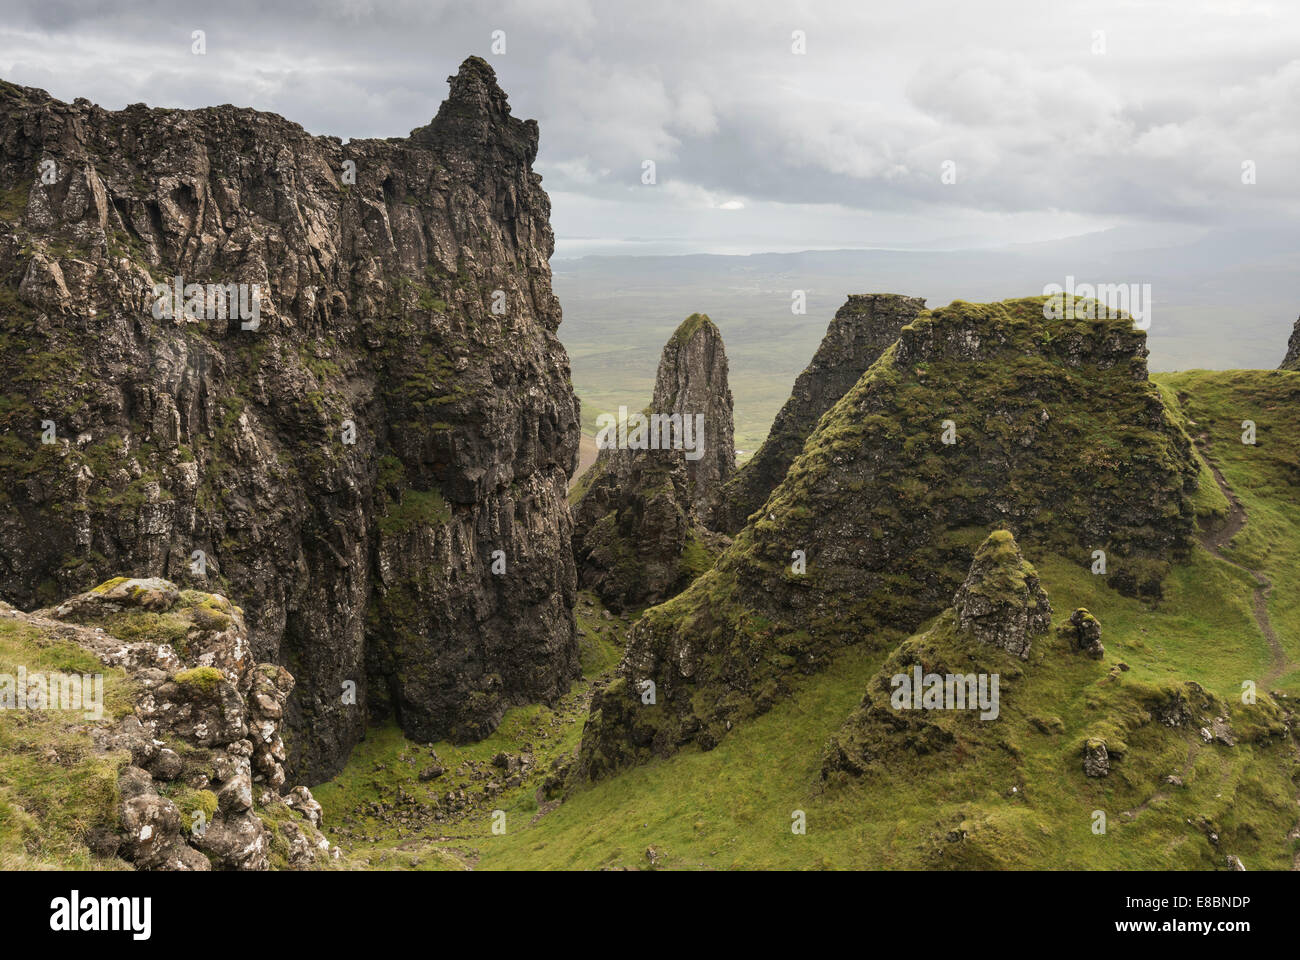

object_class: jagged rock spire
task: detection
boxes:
[410,56,539,165]
[717,294,924,533]
[570,313,734,611]
[651,313,735,525]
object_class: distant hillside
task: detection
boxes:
[555,227,1300,452]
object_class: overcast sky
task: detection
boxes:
[3,0,1297,256]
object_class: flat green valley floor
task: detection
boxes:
[310,370,1300,871]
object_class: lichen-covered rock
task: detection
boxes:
[571,314,732,611]
[577,296,1199,778]
[1082,738,1110,777]
[283,785,323,828]
[195,811,268,871]
[7,576,333,870]
[1062,607,1104,659]
[952,530,1052,659]
[0,57,580,778]
[717,294,925,533]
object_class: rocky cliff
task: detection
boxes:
[570,313,732,611]
[0,57,581,782]
[1280,315,1300,370]
[576,296,1200,779]
[1,577,333,869]
[717,294,925,533]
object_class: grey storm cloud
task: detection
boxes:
[2,0,1297,248]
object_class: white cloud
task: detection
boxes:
[2,0,1297,249]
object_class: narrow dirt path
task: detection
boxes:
[1197,453,1287,684]
[1195,439,1299,869]
[1122,438,1298,867]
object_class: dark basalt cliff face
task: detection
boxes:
[0,57,581,781]
[717,294,925,534]
[571,313,732,612]
[576,297,1199,780]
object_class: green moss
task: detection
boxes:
[0,619,132,869]
[167,786,218,833]
[669,312,716,347]
[377,486,451,536]
[677,534,716,583]
[0,183,30,221]
[172,667,225,696]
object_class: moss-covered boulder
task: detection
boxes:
[952,530,1052,659]
[1061,607,1104,659]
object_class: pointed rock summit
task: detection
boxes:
[952,530,1052,659]
[718,294,925,533]
[651,313,735,523]
[1280,314,1300,370]
[412,56,540,165]
[570,313,734,611]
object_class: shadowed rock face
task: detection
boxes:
[0,57,581,781]
[1280,315,1300,370]
[576,296,1199,781]
[571,314,733,612]
[717,294,925,534]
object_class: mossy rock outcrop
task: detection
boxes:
[576,296,1200,778]
[952,530,1052,659]
[2,577,331,870]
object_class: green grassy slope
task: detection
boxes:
[307,371,1299,871]
[0,615,133,869]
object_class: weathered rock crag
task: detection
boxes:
[576,296,1199,780]
[0,58,580,781]
[571,313,733,611]
[717,294,925,533]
